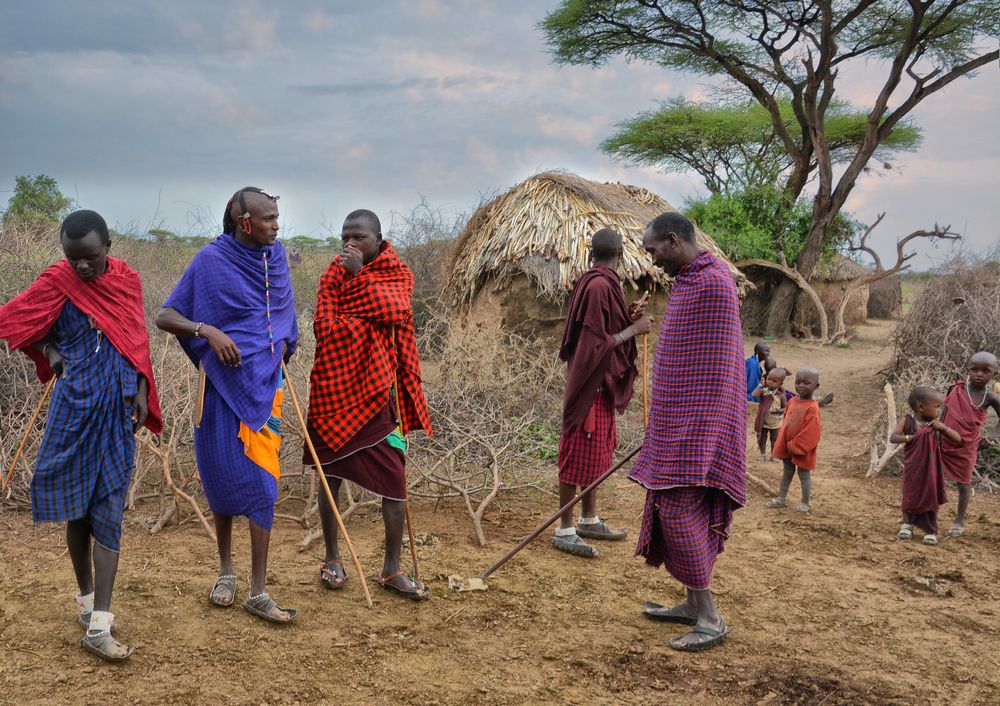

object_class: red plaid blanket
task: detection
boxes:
[307,242,431,452]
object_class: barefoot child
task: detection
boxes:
[752,368,788,461]
[891,387,961,545]
[0,210,162,661]
[939,352,1000,536]
[768,367,821,512]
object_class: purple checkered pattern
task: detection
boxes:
[32,301,136,551]
[558,392,616,486]
[635,487,734,590]
[628,251,747,504]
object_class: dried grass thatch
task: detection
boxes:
[867,275,903,319]
[447,171,744,307]
[792,254,871,334]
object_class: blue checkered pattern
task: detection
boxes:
[32,301,137,551]
[628,251,747,506]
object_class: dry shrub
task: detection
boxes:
[866,253,1000,485]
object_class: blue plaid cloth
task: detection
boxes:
[32,301,137,551]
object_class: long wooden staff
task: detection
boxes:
[280,360,373,608]
[481,444,642,579]
[642,333,649,427]
[391,326,420,581]
[3,376,56,496]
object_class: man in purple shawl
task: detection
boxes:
[630,212,746,652]
[156,187,299,624]
[552,228,651,557]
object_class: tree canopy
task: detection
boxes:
[3,175,72,229]
[543,0,998,334]
[603,97,922,194]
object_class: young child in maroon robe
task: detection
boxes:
[939,352,1000,536]
[891,386,962,545]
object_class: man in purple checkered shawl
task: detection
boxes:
[630,212,746,652]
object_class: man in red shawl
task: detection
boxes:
[305,209,432,600]
[630,212,746,652]
[0,210,161,661]
[552,228,651,557]
[940,351,999,536]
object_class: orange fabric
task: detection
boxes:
[238,387,283,482]
[773,397,821,470]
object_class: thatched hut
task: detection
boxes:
[867,274,903,319]
[447,171,744,335]
[793,254,871,335]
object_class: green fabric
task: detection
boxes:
[386,428,408,454]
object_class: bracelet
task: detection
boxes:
[42,342,51,357]
[193,322,204,338]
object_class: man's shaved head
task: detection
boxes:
[591,228,622,262]
[970,351,998,370]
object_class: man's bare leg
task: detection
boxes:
[381,499,405,577]
[580,488,598,520]
[66,519,94,598]
[552,483,596,555]
[317,477,347,584]
[558,482,577,529]
[669,587,726,648]
[247,519,291,620]
[214,514,235,577]
[92,542,119,613]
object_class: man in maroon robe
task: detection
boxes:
[552,228,652,557]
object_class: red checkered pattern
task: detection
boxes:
[307,242,431,453]
[558,393,616,486]
[901,415,947,534]
[635,486,734,590]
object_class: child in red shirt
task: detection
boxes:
[768,367,822,513]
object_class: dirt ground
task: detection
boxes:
[2,320,999,706]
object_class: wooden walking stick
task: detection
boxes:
[642,333,649,427]
[391,326,420,581]
[280,360,374,608]
[481,444,642,579]
[3,376,56,496]
[194,361,207,427]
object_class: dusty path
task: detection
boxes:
[2,321,998,705]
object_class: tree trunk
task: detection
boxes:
[765,206,832,336]
[764,278,798,337]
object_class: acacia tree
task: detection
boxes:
[603,97,921,194]
[543,1,998,335]
[3,175,71,230]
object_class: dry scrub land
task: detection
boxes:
[2,321,999,706]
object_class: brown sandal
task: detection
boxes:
[378,571,430,601]
[320,559,347,590]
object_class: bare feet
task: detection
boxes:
[766,497,787,509]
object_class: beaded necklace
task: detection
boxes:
[965,381,988,409]
[263,250,275,359]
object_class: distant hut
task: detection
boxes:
[447,171,744,335]
[867,274,903,319]
[793,254,872,335]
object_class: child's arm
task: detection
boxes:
[889,418,913,445]
[931,419,963,445]
[986,391,1000,443]
[752,384,767,399]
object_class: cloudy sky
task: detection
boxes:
[1,1,997,268]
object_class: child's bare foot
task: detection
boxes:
[897,524,913,540]
[795,503,810,513]
[769,456,779,463]
[766,497,787,509]
[759,453,767,462]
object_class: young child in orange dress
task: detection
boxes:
[768,367,821,512]
[890,386,961,545]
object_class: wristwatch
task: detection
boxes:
[193,322,205,338]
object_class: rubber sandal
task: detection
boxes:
[209,574,237,607]
[947,526,965,538]
[81,631,134,662]
[897,524,913,540]
[244,592,297,624]
[575,520,628,541]
[551,534,598,557]
[378,571,430,601]
[320,559,347,590]
[766,498,787,509]
[668,621,731,652]
[795,503,810,513]
[922,534,938,546]
[643,601,698,625]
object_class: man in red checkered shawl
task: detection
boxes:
[304,209,432,600]
[552,228,651,558]
[631,212,746,652]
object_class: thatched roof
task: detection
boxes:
[811,254,872,282]
[447,171,744,306]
